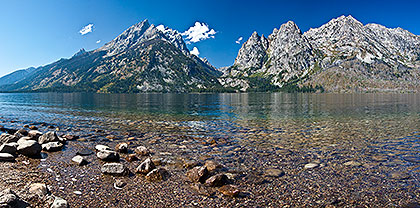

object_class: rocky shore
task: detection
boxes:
[0,113,419,207]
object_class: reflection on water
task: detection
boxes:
[0,93,419,124]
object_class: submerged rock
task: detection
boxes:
[135,146,150,156]
[145,168,169,182]
[304,162,319,169]
[218,185,240,197]
[72,155,88,166]
[344,161,362,167]
[115,143,128,153]
[205,173,229,187]
[186,166,209,183]
[101,163,129,176]
[264,168,285,177]
[38,131,60,144]
[42,142,64,152]
[29,183,49,198]
[97,150,120,162]
[51,197,68,208]
[136,158,156,174]
[204,160,223,172]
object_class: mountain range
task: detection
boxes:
[1,15,420,93]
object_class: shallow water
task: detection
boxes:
[0,92,419,207]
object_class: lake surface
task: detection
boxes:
[0,92,419,207]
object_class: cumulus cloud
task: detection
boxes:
[79,24,94,35]
[182,22,216,44]
[235,37,243,44]
[190,47,200,56]
[96,40,101,44]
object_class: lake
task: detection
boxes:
[0,92,419,207]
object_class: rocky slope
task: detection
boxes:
[221,15,420,92]
[1,20,221,93]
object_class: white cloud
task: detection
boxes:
[96,40,101,44]
[235,37,243,44]
[190,47,200,56]
[79,24,94,35]
[181,22,216,44]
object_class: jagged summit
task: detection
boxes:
[72,48,87,58]
[221,15,420,92]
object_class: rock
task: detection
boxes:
[0,133,18,144]
[304,162,319,169]
[390,172,410,180]
[29,126,38,130]
[205,173,229,187]
[145,168,169,182]
[114,179,126,189]
[0,189,18,206]
[76,149,94,156]
[135,146,150,156]
[371,155,388,162]
[38,131,60,144]
[186,166,209,183]
[28,130,43,139]
[42,142,64,152]
[13,132,25,140]
[97,150,120,162]
[51,197,68,208]
[17,140,42,156]
[343,161,362,167]
[264,168,285,177]
[151,157,162,166]
[17,137,33,146]
[72,155,87,166]
[125,154,138,162]
[101,163,129,176]
[401,202,420,208]
[183,159,199,169]
[218,185,240,197]
[16,129,28,136]
[95,145,111,152]
[29,183,49,198]
[0,153,15,161]
[115,143,128,153]
[136,158,156,174]
[63,135,79,140]
[0,143,17,155]
[403,156,420,163]
[191,183,214,196]
[204,160,222,171]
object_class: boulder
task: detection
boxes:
[42,142,64,152]
[136,158,156,174]
[17,137,33,146]
[0,143,18,155]
[72,155,88,166]
[28,130,43,139]
[186,166,209,183]
[97,150,120,162]
[101,163,129,176]
[0,153,15,162]
[38,131,60,144]
[0,133,18,144]
[145,168,169,182]
[17,140,42,156]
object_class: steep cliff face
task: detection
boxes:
[1,20,221,93]
[221,15,420,92]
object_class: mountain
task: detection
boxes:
[221,15,420,92]
[1,20,221,93]
[0,67,36,86]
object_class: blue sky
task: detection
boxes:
[0,0,420,76]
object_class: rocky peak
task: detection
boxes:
[234,31,268,69]
[156,24,189,55]
[72,48,87,58]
